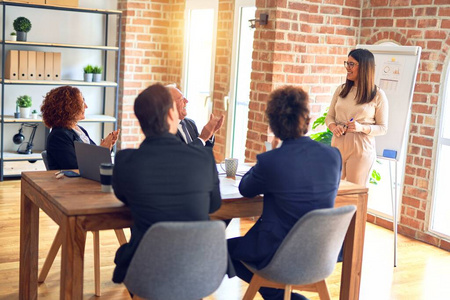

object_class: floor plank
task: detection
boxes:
[0,179,449,299]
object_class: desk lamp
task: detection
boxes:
[12,123,39,154]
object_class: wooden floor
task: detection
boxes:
[0,179,449,300]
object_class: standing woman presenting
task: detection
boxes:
[325,48,388,186]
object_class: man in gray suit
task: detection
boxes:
[167,85,224,147]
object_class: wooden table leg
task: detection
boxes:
[19,184,40,300]
[340,193,368,300]
[39,227,63,283]
[60,217,87,300]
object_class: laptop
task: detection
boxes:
[74,141,112,182]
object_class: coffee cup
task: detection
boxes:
[100,163,114,193]
[220,158,238,178]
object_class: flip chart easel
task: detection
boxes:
[357,44,422,267]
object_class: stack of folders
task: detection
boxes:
[5,50,61,81]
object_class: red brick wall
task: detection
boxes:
[167,0,185,86]
[246,1,360,161]
[212,0,235,161]
[245,4,277,161]
[359,1,450,251]
[117,0,184,150]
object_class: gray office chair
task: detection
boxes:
[242,205,357,300]
[38,149,127,296]
[124,221,228,300]
[41,150,50,171]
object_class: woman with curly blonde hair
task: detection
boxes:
[41,85,119,170]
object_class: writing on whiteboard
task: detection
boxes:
[379,57,404,93]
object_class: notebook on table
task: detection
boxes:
[74,141,112,182]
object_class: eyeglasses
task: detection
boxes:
[344,61,359,69]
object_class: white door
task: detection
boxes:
[182,0,218,130]
[226,0,256,161]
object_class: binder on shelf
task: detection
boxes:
[44,52,54,81]
[5,50,19,80]
[53,52,62,81]
[27,51,37,80]
[19,51,28,80]
[36,52,45,80]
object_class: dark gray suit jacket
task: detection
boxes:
[176,117,214,147]
[112,132,221,283]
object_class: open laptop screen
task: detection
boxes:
[74,141,112,182]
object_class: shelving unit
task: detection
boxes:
[0,0,122,180]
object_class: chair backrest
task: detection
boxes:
[123,220,227,300]
[256,205,356,285]
[41,150,50,171]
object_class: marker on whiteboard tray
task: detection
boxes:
[383,149,397,159]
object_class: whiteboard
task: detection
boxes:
[356,44,421,159]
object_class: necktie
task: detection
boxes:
[181,120,193,144]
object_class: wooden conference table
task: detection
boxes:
[19,170,368,300]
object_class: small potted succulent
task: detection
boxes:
[10,31,17,42]
[13,16,32,42]
[92,66,102,82]
[31,109,38,119]
[16,95,32,118]
[83,64,93,82]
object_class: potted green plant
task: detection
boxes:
[31,109,38,119]
[92,66,102,82]
[83,64,93,82]
[10,31,17,42]
[13,17,32,42]
[16,95,32,118]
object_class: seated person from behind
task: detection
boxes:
[40,85,119,170]
[111,83,221,283]
[228,86,342,300]
[167,85,224,147]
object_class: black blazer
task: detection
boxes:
[176,117,214,147]
[230,137,342,269]
[112,132,221,283]
[46,126,95,170]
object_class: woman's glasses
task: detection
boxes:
[344,61,358,69]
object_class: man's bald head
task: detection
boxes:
[166,85,188,120]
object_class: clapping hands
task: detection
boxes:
[100,129,120,150]
[199,114,224,141]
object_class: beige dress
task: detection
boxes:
[325,85,388,186]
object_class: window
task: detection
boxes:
[430,66,450,238]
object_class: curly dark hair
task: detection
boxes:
[41,86,84,129]
[266,86,310,140]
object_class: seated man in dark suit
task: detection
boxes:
[111,83,222,283]
[167,85,224,147]
[228,86,342,300]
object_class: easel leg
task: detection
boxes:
[389,160,398,267]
